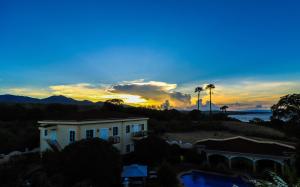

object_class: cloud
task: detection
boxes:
[3,87,50,98]
[110,80,191,107]
[49,83,108,101]
[187,99,220,111]
[1,79,299,110]
[225,102,270,111]
[185,79,300,110]
[170,92,191,105]
[1,80,191,107]
[255,104,263,109]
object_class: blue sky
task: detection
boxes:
[0,0,300,109]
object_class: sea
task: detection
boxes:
[229,112,272,122]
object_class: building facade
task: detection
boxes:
[38,118,148,154]
[195,136,295,174]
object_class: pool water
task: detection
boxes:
[181,171,253,187]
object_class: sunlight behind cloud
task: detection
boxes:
[101,94,147,104]
[2,79,300,110]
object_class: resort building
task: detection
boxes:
[195,136,296,174]
[38,117,148,154]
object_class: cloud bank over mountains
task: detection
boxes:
[1,79,299,110]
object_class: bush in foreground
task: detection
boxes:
[135,135,171,166]
[61,138,122,187]
[157,162,179,187]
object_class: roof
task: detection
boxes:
[122,164,148,178]
[38,117,149,126]
[195,136,295,157]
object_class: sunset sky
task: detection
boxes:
[1,0,300,110]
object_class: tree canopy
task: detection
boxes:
[105,99,124,105]
[134,136,171,166]
[61,138,121,187]
[271,94,300,124]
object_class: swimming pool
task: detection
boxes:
[180,171,253,187]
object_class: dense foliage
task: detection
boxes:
[157,162,179,187]
[0,138,122,187]
[271,94,300,124]
[60,138,122,186]
[134,135,172,166]
[0,102,232,154]
[1,93,300,186]
[0,121,39,153]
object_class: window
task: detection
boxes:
[126,144,131,153]
[126,125,130,133]
[113,127,118,136]
[86,129,94,139]
[132,125,139,132]
[69,130,75,143]
[141,124,145,131]
[44,129,48,136]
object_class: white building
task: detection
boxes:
[38,117,148,154]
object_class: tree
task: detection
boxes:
[205,84,215,115]
[271,94,300,124]
[195,87,204,111]
[61,138,121,187]
[103,99,124,111]
[157,162,179,187]
[188,110,203,121]
[105,99,124,105]
[134,136,171,166]
[220,105,229,113]
[296,143,300,177]
[161,100,170,110]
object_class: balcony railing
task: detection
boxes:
[132,131,148,140]
[108,136,121,144]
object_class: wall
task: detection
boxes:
[39,119,148,154]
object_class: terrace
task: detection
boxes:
[132,131,148,140]
[195,136,296,174]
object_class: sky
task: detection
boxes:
[0,0,300,110]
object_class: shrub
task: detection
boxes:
[184,148,204,164]
[61,138,121,187]
[135,136,171,166]
[157,162,179,187]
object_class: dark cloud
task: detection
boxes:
[111,84,165,100]
[186,99,219,111]
[110,81,192,107]
[170,92,191,105]
[255,104,263,108]
[225,102,269,110]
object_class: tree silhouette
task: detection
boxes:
[220,105,229,113]
[271,94,300,124]
[205,84,215,115]
[105,99,124,105]
[61,138,121,186]
[195,87,203,111]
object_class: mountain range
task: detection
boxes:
[0,94,103,105]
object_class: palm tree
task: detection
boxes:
[220,105,229,113]
[205,84,215,115]
[194,87,204,111]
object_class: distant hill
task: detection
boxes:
[0,94,40,103]
[0,94,101,106]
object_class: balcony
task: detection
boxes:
[109,136,121,144]
[132,131,148,140]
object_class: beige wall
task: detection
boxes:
[39,119,148,154]
[39,126,58,152]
